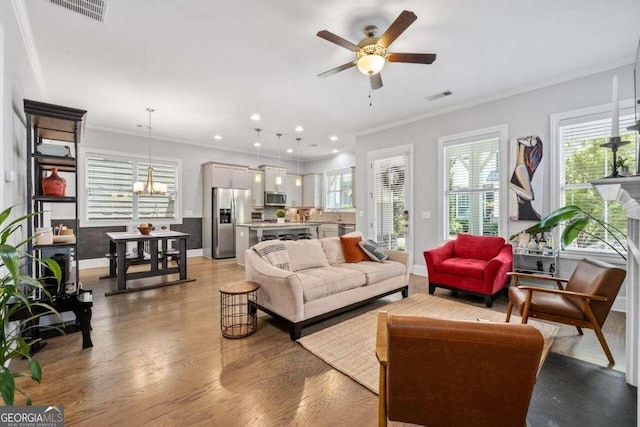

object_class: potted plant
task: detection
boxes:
[510,205,627,261]
[615,156,632,176]
[0,206,62,405]
[276,209,286,224]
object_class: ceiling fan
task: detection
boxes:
[317,10,436,90]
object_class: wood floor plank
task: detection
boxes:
[10,257,626,426]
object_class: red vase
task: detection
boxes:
[42,167,66,197]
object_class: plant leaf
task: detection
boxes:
[29,359,42,383]
[561,217,589,248]
[0,244,20,281]
[0,366,15,406]
[539,205,585,228]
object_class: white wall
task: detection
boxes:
[304,151,355,174]
[355,64,635,271]
[80,127,300,219]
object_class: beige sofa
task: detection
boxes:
[245,237,410,340]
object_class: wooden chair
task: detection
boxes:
[376,312,543,427]
[506,258,626,365]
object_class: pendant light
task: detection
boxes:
[275,133,283,186]
[133,108,167,195]
[254,128,262,183]
[295,138,302,186]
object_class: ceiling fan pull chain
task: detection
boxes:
[369,87,373,107]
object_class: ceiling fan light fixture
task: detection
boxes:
[357,54,385,75]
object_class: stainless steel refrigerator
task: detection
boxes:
[212,188,251,259]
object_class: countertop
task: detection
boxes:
[238,221,355,228]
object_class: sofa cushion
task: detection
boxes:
[359,239,388,263]
[340,236,369,263]
[337,260,406,285]
[437,258,488,280]
[252,240,291,271]
[321,237,346,265]
[296,266,366,302]
[454,234,505,261]
[283,239,330,271]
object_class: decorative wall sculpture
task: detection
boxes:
[509,135,543,221]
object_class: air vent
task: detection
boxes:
[49,0,108,22]
[426,90,453,101]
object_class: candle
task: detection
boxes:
[612,75,619,137]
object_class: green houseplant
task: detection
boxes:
[0,206,62,405]
[511,205,627,261]
[276,209,286,224]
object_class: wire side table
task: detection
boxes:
[219,281,260,339]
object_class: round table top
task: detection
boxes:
[219,281,260,295]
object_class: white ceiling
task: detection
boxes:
[24,0,640,161]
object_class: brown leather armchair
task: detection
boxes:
[376,312,543,427]
[506,258,626,365]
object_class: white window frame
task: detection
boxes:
[79,147,182,227]
[324,168,355,211]
[437,124,509,244]
[550,98,635,262]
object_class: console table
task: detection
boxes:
[105,231,194,296]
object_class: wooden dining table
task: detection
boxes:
[105,230,194,296]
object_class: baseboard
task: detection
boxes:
[612,296,626,313]
[412,265,427,277]
[77,248,204,270]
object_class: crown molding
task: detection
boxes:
[11,0,47,99]
[356,56,636,138]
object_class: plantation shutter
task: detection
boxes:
[559,111,636,250]
[86,156,134,220]
[373,155,406,250]
[444,136,500,238]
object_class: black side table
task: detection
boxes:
[219,281,260,339]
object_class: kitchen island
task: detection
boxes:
[235,222,321,265]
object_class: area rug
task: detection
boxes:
[297,293,559,394]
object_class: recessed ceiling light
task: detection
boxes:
[286,148,293,153]
[251,114,261,121]
[332,149,339,153]
[254,142,261,147]
[295,126,304,132]
[213,134,222,140]
[330,135,338,141]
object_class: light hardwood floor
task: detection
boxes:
[13,257,626,426]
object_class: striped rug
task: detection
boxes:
[298,292,558,394]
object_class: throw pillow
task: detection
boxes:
[340,236,369,263]
[252,241,291,271]
[358,239,388,263]
[283,239,330,271]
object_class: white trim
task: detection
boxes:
[78,147,183,227]
[79,248,204,269]
[11,0,47,99]
[437,124,509,244]
[412,265,427,277]
[357,56,635,138]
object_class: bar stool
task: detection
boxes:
[298,233,313,240]
[261,235,277,242]
[278,234,294,241]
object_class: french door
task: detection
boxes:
[367,145,413,253]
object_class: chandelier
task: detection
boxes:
[133,108,167,195]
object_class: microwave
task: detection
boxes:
[264,191,287,206]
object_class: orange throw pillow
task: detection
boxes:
[340,236,369,263]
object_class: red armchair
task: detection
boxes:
[424,234,513,307]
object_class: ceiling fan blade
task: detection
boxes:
[317,30,359,52]
[388,53,437,64]
[377,10,418,48]
[318,61,357,78]
[370,73,383,90]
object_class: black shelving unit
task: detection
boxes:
[24,99,93,350]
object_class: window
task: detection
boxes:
[326,168,353,209]
[439,125,508,241]
[553,102,636,255]
[80,148,181,226]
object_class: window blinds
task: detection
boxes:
[373,155,406,250]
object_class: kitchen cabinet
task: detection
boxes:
[262,166,287,192]
[286,174,302,207]
[249,169,264,207]
[318,223,339,238]
[303,174,323,208]
[208,162,249,189]
[351,166,356,208]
